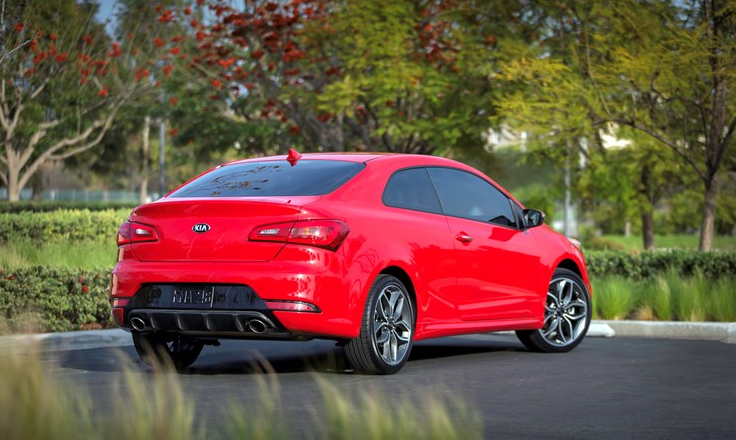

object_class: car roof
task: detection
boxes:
[228,152,463,166]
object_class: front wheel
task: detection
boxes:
[516,268,591,353]
[344,275,415,375]
[132,332,204,370]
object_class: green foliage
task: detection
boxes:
[0,201,136,214]
[598,234,736,251]
[317,378,482,440]
[0,239,117,270]
[592,272,736,322]
[0,209,128,243]
[586,250,736,280]
[591,276,635,320]
[0,343,480,440]
[0,267,112,333]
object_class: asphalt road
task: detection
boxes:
[46,334,736,439]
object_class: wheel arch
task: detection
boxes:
[379,266,418,326]
[556,258,582,277]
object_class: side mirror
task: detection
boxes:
[523,209,546,228]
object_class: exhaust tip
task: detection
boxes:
[247,319,268,334]
[130,316,146,331]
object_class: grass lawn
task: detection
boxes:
[0,239,117,270]
[601,234,736,251]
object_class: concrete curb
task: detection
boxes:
[597,320,736,344]
[0,328,132,353]
[1,320,735,352]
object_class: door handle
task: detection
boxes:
[455,232,473,243]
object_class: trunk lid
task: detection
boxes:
[129,197,315,262]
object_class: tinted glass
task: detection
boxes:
[382,168,442,214]
[170,160,364,198]
[427,167,517,227]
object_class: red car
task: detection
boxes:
[110,151,592,374]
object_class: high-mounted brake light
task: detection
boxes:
[249,220,349,251]
[117,221,159,246]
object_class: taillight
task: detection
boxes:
[117,221,158,246]
[249,220,349,251]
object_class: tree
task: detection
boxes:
[0,0,171,201]
[497,0,736,250]
[173,0,504,155]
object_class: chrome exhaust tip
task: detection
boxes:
[247,319,268,334]
[130,317,146,331]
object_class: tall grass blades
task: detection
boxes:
[592,276,636,320]
[672,271,708,322]
[107,362,200,440]
[0,342,94,440]
[645,276,673,321]
[0,338,484,440]
[709,277,736,322]
[315,378,483,440]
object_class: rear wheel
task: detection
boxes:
[345,275,415,374]
[132,332,204,370]
[516,268,591,353]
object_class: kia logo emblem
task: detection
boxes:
[192,223,211,233]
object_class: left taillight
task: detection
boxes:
[249,219,349,251]
[117,221,158,246]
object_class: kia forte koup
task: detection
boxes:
[110,151,592,374]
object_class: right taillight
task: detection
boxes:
[249,219,349,251]
[117,221,158,246]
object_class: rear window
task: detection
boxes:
[169,160,364,198]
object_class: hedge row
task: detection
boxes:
[2,251,735,333]
[0,267,112,333]
[0,201,137,214]
[586,250,736,280]
[0,209,130,243]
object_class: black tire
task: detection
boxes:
[132,332,204,370]
[344,275,415,375]
[516,268,591,353]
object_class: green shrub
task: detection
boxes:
[0,267,112,333]
[586,250,736,280]
[0,209,129,243]
[591,276,635,320]
[0,201,136,214]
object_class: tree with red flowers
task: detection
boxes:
[179,0,499,154]
[0,0,172,201]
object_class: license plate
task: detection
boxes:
[172,286,214,307]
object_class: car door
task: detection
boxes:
[426,167,545,321]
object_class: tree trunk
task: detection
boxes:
[698,175,719,251]
[6,165,20,201]
[641,211,654,250]
[139,115,150,204]
[639,163,655,250]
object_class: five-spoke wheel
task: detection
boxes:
[516,268,591,353]
[345,275,415,374]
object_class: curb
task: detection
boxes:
[1,320,735,353]
[0,328,132,353]
[597,320,736,344]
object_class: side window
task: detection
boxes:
[427,167,517,227]
[382,168,443,214]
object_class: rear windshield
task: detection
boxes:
[169,160,364,198]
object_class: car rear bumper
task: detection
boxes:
[110,246,362,340]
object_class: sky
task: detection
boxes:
[95,0,118,31]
